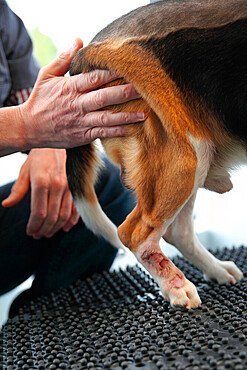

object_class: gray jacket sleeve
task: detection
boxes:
[0,0,40,107]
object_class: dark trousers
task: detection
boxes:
[0,158,135,313]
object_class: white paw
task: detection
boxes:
[204,259,243,284]
[161,278,202,309]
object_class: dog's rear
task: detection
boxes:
[67,0,247,308]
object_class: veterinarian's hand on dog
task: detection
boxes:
[2,148,79,239]
[18,38,143,150]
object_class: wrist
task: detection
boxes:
[18,101,40,150]
[0,105,31,156]
[15,104,32,151]
[20,98,57,150]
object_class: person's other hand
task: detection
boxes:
[2,148,79,239]
[19,38,144,150]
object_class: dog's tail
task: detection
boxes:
[66,143,123,249]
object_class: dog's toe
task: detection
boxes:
[165,278,201,309]
[204,259,243,284]
[221,260,244,281]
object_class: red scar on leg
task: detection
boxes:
[142,252,171,275]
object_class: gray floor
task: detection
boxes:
[0,165,246,328]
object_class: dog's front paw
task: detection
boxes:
[160,275,201,309]
[204,259,243,284]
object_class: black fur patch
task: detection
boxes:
[66,144,96,197]
[139,18,247,141]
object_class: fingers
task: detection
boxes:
[44,197,79,237]
[26,180,49,238]
[82,83,141,113]
[39,190,78,238]
[82,126,127,142]
[83,111,145,128]
[27,183,79,239]
[27,174,65,238]
[2,166,30,208]
[74,69,121,93]
[79,110,144,142]
[31,177,65,238]
[40,38,83,79]
[63,203,80,233]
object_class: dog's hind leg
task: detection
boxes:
[118,206,202,309]
[117,138,202,308]
[163,192,243,284]
[138,229,202,309]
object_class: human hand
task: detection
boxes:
[19,38,144,150]
[2,148,79,239]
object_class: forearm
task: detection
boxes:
[0,105,30,157]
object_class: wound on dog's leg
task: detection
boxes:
[141,251,180,279]
[142,251,169,270]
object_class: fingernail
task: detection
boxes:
[64,40,78,54]
[132,87,141,97]
[72,40,78,49]
[136,112,145,120]
[109,70,120,78]
[119,127,128,136]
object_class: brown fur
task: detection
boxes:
[66,0,246,307]
[69,24,243,250]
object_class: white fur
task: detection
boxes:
[189,134,247,193]
[162,135,244,285]
[75,197,124,250]
[188,134,214,190]
[163,193,243,284]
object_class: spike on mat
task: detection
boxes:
[1,246,247,369]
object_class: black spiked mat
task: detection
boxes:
[1,246,247,369]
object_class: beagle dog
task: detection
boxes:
[66,0,246,308]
